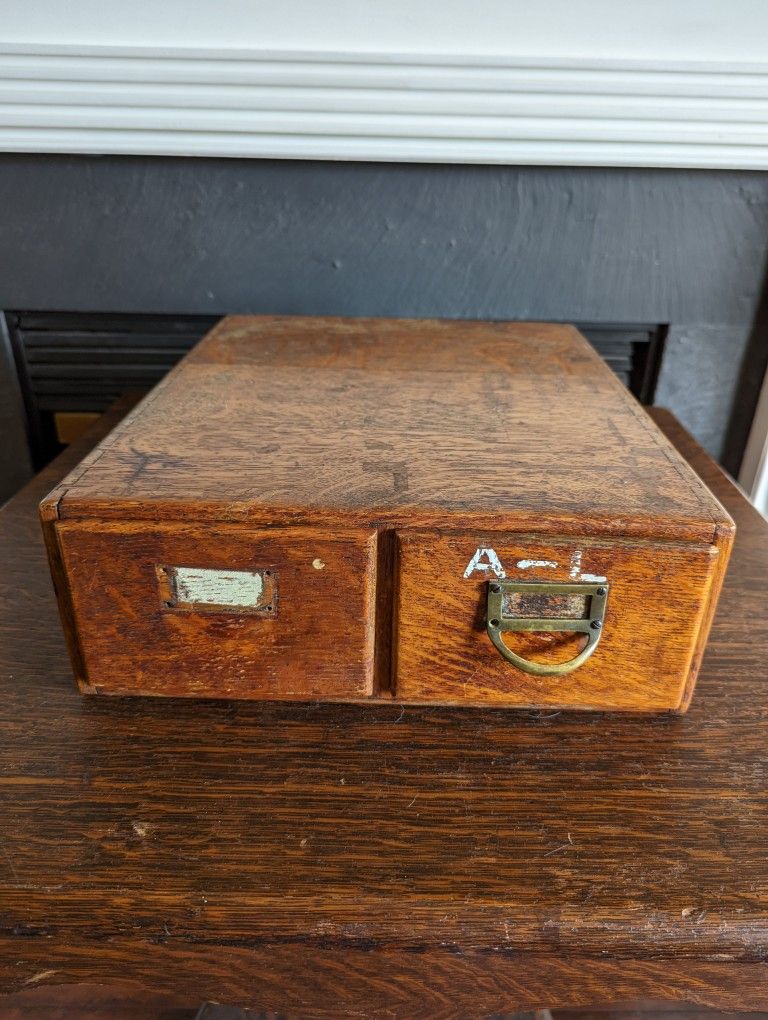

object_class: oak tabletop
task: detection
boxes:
[1,405,767,1017]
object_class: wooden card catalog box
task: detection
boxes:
[40,317,734,712]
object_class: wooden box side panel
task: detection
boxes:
[53,520,378,700]
[677,519,736,712]
[39,501,90,689]
[394,531,722,711]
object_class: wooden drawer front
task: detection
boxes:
[56,521,376,699]
[394,532,720,711]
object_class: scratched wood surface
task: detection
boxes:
[38,317,733,708]
[46,317,730,540]
[1,405,767,1015]
[395,531,718,710]
[55,521,377,699]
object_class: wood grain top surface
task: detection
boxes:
[50,317,731,541]
[1,405,765,966]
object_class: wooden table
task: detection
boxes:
[1,407,767,1018]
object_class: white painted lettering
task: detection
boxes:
[463,548,506,579]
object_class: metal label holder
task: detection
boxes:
[486,580,609,677]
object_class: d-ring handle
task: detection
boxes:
[486,580,608,677]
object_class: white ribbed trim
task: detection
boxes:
[0,44,766,167]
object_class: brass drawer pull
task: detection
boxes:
[486,581,609,677]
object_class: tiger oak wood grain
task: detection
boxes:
[56,521,377,699]
[0,406,766,1014]
[395,532,718,710]
[46,317,729,540]
[39,317,734,709]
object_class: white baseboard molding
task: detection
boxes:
[0,44,767,167]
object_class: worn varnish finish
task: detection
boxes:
[55,521,377,699]
[44,317,729,535]
[0,405,765,1014]
[396,532,718,710]
[39,317,733,710]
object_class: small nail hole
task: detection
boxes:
[164,600,174,609]
[490,618,500,627]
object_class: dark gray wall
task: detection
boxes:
[0,316,32,503]
[1,155,767,494]
[0,158,766,323]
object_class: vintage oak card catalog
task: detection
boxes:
[40,317,734,712]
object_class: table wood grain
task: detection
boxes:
[0,406,766,1017]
